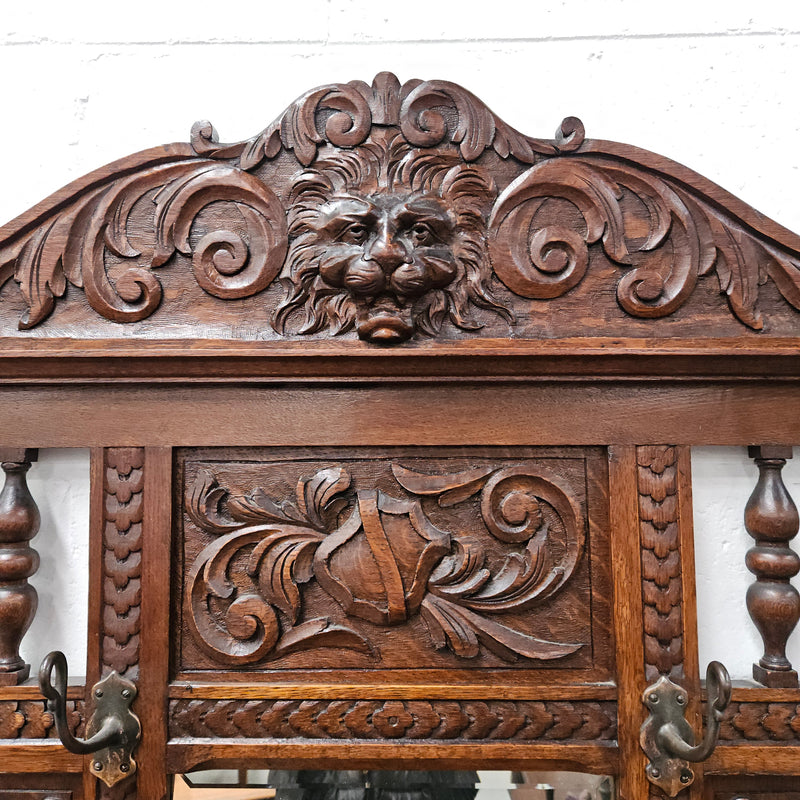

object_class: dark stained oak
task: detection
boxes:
[637,445,704,800]
[2,74,800,343]
[85,448,145,800]
[0,72,799,797]
[745,446,800,688]
[166,740,619,776]
[0,449,39,686]
[6,383,800,449]
[177,448,603,675]
[608,446,649,800]
[137,448,173,800]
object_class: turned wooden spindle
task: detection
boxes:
[745,445,800,688]
[0,448,40,686]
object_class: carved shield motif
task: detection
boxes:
[183,458,593,666]
[313,490,451,625]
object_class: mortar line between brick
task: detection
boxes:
[2,30,800,46]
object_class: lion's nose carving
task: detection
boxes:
[365,233,407,274]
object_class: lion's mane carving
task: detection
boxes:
[273,133,511,343]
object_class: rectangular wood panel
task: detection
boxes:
[172,446,612,686]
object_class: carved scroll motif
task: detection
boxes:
[184,462,586,666]
[2,163,288,329]
[489,156,800,329]
[192,72,584,169]
[3,72,799,339]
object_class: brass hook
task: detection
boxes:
[39,651,141,787]
[640,660,732,796]
[656,661,731,763]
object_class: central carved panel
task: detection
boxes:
[174,447,611,679]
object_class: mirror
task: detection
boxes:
[175,770,614,800]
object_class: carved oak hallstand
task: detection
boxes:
[0,73,798,800]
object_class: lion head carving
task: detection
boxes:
[273,134,511,343]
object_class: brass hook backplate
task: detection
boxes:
[39,651,141,787]
[86,671,141,786]
[640,661,731,797]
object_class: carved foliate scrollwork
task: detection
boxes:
[184,461,586,666]
[3,72,800,338]
[489,156,800,329]
[192,72,583,170]
[3,162,288,329]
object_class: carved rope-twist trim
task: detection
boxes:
[101,448,144,680]
[637,445,683,682]
[168,699,616,742]
[0,699,83,740]
[719,701,800,742]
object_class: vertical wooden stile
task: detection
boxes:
[83,447,105,800]
[609,445,649,800]
[137,447,173,799]
[676,447,703,800]
[86,447,150,800]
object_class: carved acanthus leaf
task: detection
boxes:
[192,72,583,170]
[188,467,352,533]
[489,155,800,329]
[1,159,289,329]
[187,469,239,535]
[226,490,308,528]
[274,618,373,658]
[420,594,580,661]
[14,214,72,328]
[184,462,586,666]
[4,71,800,339]
[296,467,351,530]
[392,463,495,506]
[248,529,324,621]
[186,467,367,664]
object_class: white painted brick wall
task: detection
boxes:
[5,1,800,680]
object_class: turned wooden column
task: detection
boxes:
[0,448,40,685]
[745,445,800,688]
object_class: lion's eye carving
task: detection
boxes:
[340,223,370,245]
[274,134,512,345]
[408,223,434,246]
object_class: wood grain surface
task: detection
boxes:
[0,71,798,796]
